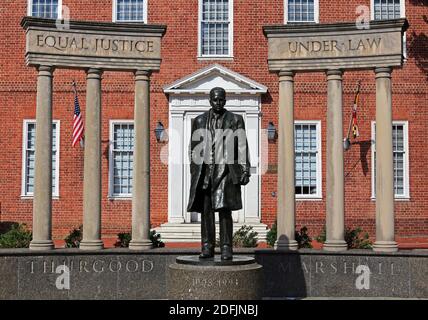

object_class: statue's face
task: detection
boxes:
[209,89,226,113]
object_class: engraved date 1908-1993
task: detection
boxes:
[192,278,239,288]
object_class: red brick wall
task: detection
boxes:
[0,1,426,241]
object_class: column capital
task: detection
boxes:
[375,67,393,79]
[278,70,294,82]
[86,68,103,79]
[37,65,54,77]
[135,70,151,81]
[326,69,343,80]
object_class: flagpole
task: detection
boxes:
[72,80,77,95]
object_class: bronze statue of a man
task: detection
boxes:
[187,87,251,260]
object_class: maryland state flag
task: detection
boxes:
[351,82,361,139]
[344,81,361,151]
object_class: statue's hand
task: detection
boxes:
[240,173,250,186]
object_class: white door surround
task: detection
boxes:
[159,64,268,242]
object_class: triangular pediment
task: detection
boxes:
[163,64,267,95]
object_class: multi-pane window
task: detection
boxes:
[286,0,318,23]
[295,122,321,197]
[110,122,134,197]
[372,122,409,198]
[114,0,146,22]
[373,0,402,20]
[200,0,232,56]
[22,121,59,197]
[372,0,406,56]
[29,0,60,19]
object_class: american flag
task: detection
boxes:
[72,82,84,147]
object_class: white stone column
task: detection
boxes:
[169,110,185,223]
[243,110,260,224]
[324,69,347,252]
[373,67,398,252]
[130,70,153,250]
[30,65,55,250]
[275,70,298,250]
[80,68,104,250]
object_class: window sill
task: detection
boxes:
[197,56,234,61]
[296,197,323,201]
[113,20,146,24]
[371,197,411,202]
[285,21,319,25]
[108,196,132,201]
[21,195,60,200]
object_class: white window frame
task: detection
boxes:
[109,120,135,199]
[295,120,322,200]
[27,0,63,19]
[370,0,406,58]
[371,121,410,200]
[112,0,148,23]
[197,0,234,59]
[370,0,405,20]
[21,119,60,198]
[284,0,319,24]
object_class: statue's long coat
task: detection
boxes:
[187,109,251,213]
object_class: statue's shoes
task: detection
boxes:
[199,251,214,259]
[221,245,233,260]
[199,245,214,259]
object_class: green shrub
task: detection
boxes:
[295,226,313,249]
[266,222,277,248]
[316,226,326,244]
[150,230,165,248]
[267,222,313,249]
[316,226,372,249]
[115,232,131,248]
[114,230,165,248]
[345,227,372,249]
[0,222,20,235]
[0,223,32,248]
[64,225,83,248]
[232,225,258,248]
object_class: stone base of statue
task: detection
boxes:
[167,256,263,300]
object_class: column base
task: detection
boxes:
[129,239,153,250]
[323,240,348,252]
[29,240,55,250]
[372,240,398,252]
[79,240,104,250]
[274,239,299,251]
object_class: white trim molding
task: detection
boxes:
[21,119,60,199]
[197,0,234,59]
[294,120,322,200]
[108,120,135,199]
[164,64,267,95]
[284,0,319,24]
[27,0,63,19]
[371,120,410,200]
[112,0,148,23]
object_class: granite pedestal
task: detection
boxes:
[167,256,263,300]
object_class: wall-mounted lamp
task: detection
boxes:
[267,122,277,142]
[154,122,165,142]
[343,137,351,151]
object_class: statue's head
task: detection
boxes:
[209,87,226,114]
